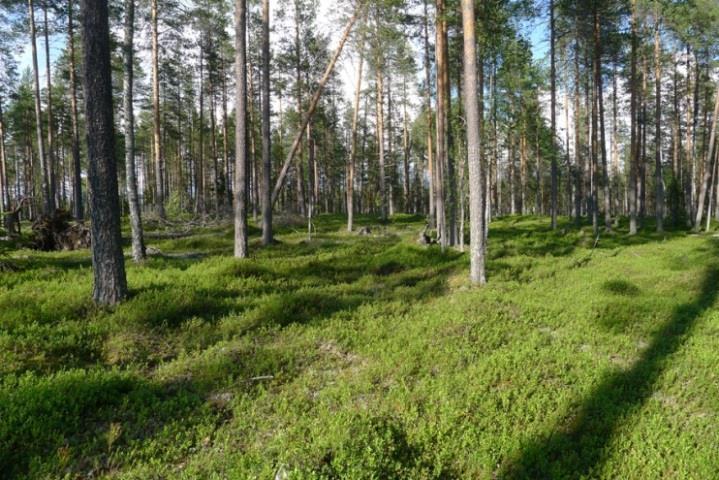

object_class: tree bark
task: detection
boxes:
[68,0,83,220]
[376,63,387,220]
[260,0,273,245]
[461,0,486,284]
[234,0,248,258]
[0,100,8,217]
[43,6,57,209]
[123,0,145,262]
[550,0,558,228]
[151,0,165,218]
[654,15,664,232]
[435,0,448,248]
[347,34,364,232]
[423,0,435,227]
[28,0,54,215]
[80,0,128,305]
[629,0,639,234]
[694,81,719,230]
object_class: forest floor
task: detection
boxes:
[1,214,718,479]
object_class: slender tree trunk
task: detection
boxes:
[123,0,145,262]
[612,61,620,219]
[234,0,248,258]
[28,0,53,215]
[639,53,648,225]
[260,0,273,245]
[293,0,306,216]
[423,0,435,227]
[68,0,83,220]
[402,75,411,212]
[594,10,611,230]
[461,0,486,284]
[151,0,165,218]
[694,82,719,230]
[654,16,664,232]
[376,63,387,220]
[387,71,395,217]
[43,6,57,208]
[535,123,542,214]
[629,0,639,234]
[221,59,232,210]
[0,100,8,218]
[549,0,558,228]
[573,43,582,225]
[435,0,449,248]
[347,35,364,232]
[80,0,128,304]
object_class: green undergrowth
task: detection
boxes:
[1,214,718,478]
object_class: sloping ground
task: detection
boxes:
[1,215,717,479]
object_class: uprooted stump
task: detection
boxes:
[32,210,91,251]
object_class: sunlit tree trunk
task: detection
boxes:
[43,5,57,208]
[151,0,165,218]
[347,35,364,232]
[654,15,664,232]
[261,0,273,245]
[234,0,248,258]
[423,0,435,227]
[123,0,146,262]
[549,0,559,229]
[629,0,639,234]
[435,0,449,248]
[68,0,83,220]
[461,0,486,284]
[28,0,53,215]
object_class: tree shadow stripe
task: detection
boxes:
[500,255,719,478]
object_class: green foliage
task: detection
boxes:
[1,215,718,478]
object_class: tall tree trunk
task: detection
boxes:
[68,0,83,220]
[435,0,449,248]
[151,0,165,218]
[387,72,395,217]
[694,81,719,230]
[123,0,145,262]
[347,35,364,232]
[28,0,53,215]
[221,59,232,210]
[234,0,248,258]
[573,42,582,225]
[402,75,411,212]
[0,100,8,218]
[654,15,664,232]
[461,0,486,284]
[43,6,57,208]
[376,64,387,219]
[629,0,639,234]
[80,0,128,304]
[197,51,206,214]
[549,0,558,228]
[260,0,273,245]
[612,61,620,218]
[294,0,306,216]
[639,53,648,225]
[594,10,611,230]
[423,0,435,227]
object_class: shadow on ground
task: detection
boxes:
[499,242,719,478]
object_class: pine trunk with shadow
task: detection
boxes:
[500,259,719,479]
